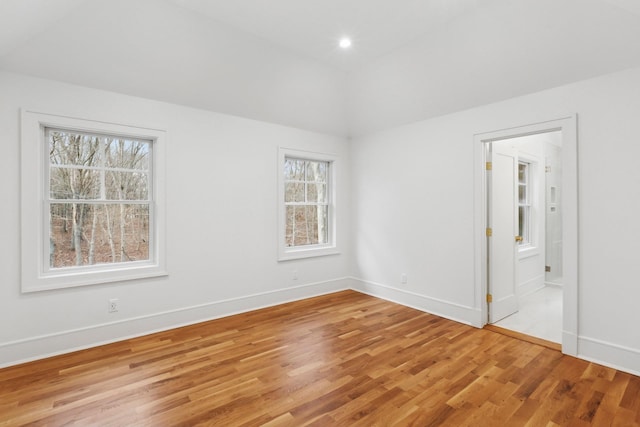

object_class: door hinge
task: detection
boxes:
[486,161,492,171]
[486,227,493,237]
[545,265,551,272]
[486,294,493,303]
[545,166,551,173]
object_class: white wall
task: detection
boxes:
[351,65,640,375]
[0,71,352,367]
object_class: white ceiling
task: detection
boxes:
[0,0,88,57]
[167,0,505,70]
[3,0,640,71]
[0,0,511,70]
[2,0,640,136]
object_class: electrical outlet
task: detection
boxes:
[108,298,119,313]
[400,273,407,284]
[292,270,298,281]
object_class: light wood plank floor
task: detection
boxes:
[1,290,639,426]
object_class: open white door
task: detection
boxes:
[488,142,519,323]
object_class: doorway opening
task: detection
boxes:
[487,132,562,344]
[473,116,578,356]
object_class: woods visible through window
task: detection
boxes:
[284,158,329,247]
[47,129,152,269]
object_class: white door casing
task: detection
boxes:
[473,115,578,356]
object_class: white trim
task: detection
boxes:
[20,108,168,292]
[518,246,540,259]
[473,115,579,355]
[9,275,640,378]
[351,278,480,326]
[516,150,542,253]
[517,274,545,298]
[0,277,352,369]
[277,147,340,261]
[578,336,640,377]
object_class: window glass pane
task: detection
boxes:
[317,205,329,244]
[293,205,309,246]
[49,203,150,268]
[293,205,317,246]
[49,131,103,167]
[518,206,531,245]
[518,184,526,204]
[50,168,100,199]
[105,138,150,170]
[284,159,305,181]
[518,206,525,241]
[285,205,295,247]
[285,205,329,247]
[306,161,327,182]
[106,171,148,200]
[285,182,305,202]
[307,183,327,203]
[518,163,526,183]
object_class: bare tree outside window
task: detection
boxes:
[48,129,151,268]
[284,158,329,247]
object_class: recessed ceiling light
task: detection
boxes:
[339,38,352,49]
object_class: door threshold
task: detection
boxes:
[484,324,561,351]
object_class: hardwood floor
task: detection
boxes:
[1,290,639,426]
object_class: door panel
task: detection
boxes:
[489,143,519,323]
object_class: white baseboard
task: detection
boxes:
[578,336,640,377]
[0,277,351,369]
[5,277,640,380]
[544,281,563,288]
[518,274,545,298]
[562,330,578,356]
[350,277,480,327]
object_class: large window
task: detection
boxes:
[48,129,151,269]
[278,148,338,260]
[21,110,167,291]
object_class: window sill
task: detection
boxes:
[278,246,340,262]
[23,264,168,293]
[518,245,540,260]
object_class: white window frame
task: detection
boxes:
[518,160,532,247]
[21,109,167,292]
[278,148,339,261]
[517,153,540,259]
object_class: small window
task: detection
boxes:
[284,158,329,247]
[518,161,531,246]
[21,110,167,291]
[278,148,338,260]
